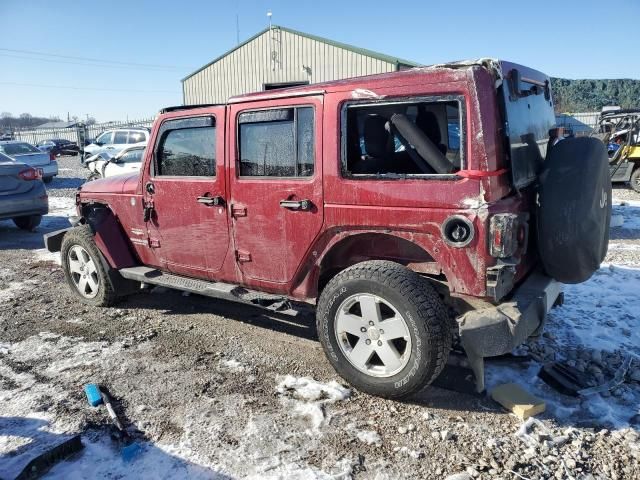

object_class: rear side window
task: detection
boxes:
[238,106,314,177]
[1,143,41,155]
[342,98,463,177]
[128,131,146,144]
[113,131,128,144]
[157,126,215,177]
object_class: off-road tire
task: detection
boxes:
[316,260,450,399]
[61,225,119,307]
[13,215,42,231]
[630,168,640,193]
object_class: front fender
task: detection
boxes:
[44,227,72,252]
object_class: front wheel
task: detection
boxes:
[316,260,450,399]
[61,225,119,306]
[630,167,640,193]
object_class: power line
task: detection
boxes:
[0,81,178,94]
[0,53,183,72]
[0,47,193,70]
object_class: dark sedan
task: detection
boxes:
[37,138,80,156]
[0,152,48,230]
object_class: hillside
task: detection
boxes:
[551,77,640,112]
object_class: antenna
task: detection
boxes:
[267,10,274,71]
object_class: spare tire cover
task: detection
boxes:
[537,137,611,284]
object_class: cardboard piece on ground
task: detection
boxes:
[491,382,546,419]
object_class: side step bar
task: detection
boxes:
[119,266,303,316]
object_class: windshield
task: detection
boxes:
[1,142,41,155]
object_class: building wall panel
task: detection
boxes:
[182,28,399,104]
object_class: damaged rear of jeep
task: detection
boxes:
[449,60,611,391]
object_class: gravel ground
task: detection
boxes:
[0,156,639,479]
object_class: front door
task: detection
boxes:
[144,108,229,279]
[229,96,323,285]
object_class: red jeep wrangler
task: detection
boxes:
[45,59,611,397]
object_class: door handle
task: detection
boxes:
[197,195,224,206]
[280,199,312,211]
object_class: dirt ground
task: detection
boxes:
[0,156,639,480]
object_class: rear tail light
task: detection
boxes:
[18,167,42,181]
[50,152,56,161]
[489,213,528,258]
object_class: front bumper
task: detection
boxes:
[457,271,562,391]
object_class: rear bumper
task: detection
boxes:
[0,184,48,220]
[41,161,59,178]
[457,272,562,358]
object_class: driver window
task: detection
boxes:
[97,132,112,144]
[343,99,462,177]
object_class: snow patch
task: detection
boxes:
[0,281,27,303]
[276,376,350,431]
[356,429,382,445]
[33,248,61,265]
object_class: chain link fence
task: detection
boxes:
[12,117,155,147]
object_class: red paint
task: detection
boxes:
[78,60,550,302]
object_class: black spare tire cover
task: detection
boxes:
[537,137,611,284]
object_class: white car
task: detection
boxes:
[83,128,149,159]
[85,143,146,181]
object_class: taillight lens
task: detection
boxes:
[49,152,56,161]
[489,213,528,258]
[18,167,42,181]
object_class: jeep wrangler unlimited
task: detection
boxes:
[45,59,611,398]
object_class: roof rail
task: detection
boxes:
[160,104,224,114]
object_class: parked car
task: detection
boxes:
[83,128,149,159]
[37,138,80,157]
[85,143,146,181]
[45,59,610,399]
[596,109,640,192]
[0,151,48,230]
[0,141,58,183]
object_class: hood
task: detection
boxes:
[80,172,139,195]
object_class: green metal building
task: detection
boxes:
[182,25,418,105]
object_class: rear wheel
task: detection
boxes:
[61,225,119,306]
[630,168,640,193]
[316,260,450,399]
[13,215,42,231]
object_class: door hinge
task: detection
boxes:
[231,204,247,218]
[235,250,251,262]
[149,238,161,248]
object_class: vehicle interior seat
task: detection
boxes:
[351,115,393,174]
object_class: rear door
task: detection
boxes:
[228,96,323,285]
[143,107,229,279]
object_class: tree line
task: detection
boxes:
[0,112,96,129]
[551,78,640,112]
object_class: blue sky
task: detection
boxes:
[1,0,638,121]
